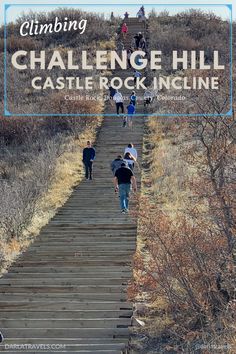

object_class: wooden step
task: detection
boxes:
[0,301,132,311]
[3,272,131,278]
[0,318,131,328]
[1,327,130,338]
[0,278,130,286]
[9,266,131,273]
[0,310,132,319]
[0,293,128,301]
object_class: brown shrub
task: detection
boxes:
[43,91,103,115]
[0,116,45,145]
[130,198,235,352]
[0,35,43,52]
[39,91,103,137]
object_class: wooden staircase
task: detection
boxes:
[0,18,147,354]
[121,17,148,49]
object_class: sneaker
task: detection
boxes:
[125,209,129,213]
[121,209,126,214]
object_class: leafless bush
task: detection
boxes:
[148,9,231,73]
[0,125,66,242]
[0,116,45,145]
[0,35,43,53]
[131,113,235,352]
[30,135,65,184]
[130,198,235,352]
[0,178,41,241]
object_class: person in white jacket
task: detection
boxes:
[125,143,138,161]
[113,90,124,115]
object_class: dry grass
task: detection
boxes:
[1,118,102,275]
[26,128,98,236]
[141,117,197,217]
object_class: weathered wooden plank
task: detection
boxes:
[0,301,132,311]
[13,259,131,267]
[8,266,131,273]
[1,327,130,338]
[0,318,131,328]
[2,272,131,279]
[0,278,129,286]
[0,293,128,301]
[0,310,132,319]
[0,285,127,293]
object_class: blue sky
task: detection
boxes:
[1,0,234,25]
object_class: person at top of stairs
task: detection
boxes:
[137,6,146,21]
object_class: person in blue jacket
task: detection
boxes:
[130,91,137,106]
[82,141,96,180]
[126,102,135,128]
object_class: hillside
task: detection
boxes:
[129,10,236,354]
[0,7,235,354]
[0,7,117,269]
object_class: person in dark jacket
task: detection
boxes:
[82,141,96,180]
[111,155,128,175]
[109,86,116,99]
[127,48,133,68]
[114,163,137,213]
[134,32,142,49]
[133,33,140,49]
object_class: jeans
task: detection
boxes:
[84,161,93,179]
[119,183,131,210]
[116,102,124,114]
